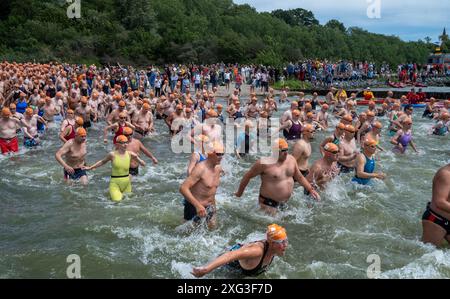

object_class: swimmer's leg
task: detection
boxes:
[109,179,123,202]
[79,175,88,186]
[422,220,447,247]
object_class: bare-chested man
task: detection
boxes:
[0,107,27,154]
[292,124,315,177]
[337,125,358,173]
[306,143,340,191]
[75,97,93,129]
[22,108,47,148]
[132,103,153,139]
[122,127,158,176]
[235,138,320,215]
[42,96,58,123]
[167,104,185,135]
[107,100,129,125]
[180,142,224,229]
[55,127,88,185]
[422,163,450,247]
[245,97,260,119]
[316,104,329,129]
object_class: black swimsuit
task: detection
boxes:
[227,241,273,276]
[422,202,450,235]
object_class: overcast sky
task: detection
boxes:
[233,0,449,42]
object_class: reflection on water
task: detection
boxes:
[1,97,449,278]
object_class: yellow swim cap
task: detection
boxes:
[267,224,287,241]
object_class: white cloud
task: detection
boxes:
[233,0,450,41]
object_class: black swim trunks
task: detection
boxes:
[129,167,139,176]
[83,121,91,129]
[183,200,216,223]
[259,194,287,210]
[64,168,87,180]
[300,169,309,177]
[135,129,148,137]
[337,162,355,174]
[422,202,450,235]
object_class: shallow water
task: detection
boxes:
[1,98,449,278]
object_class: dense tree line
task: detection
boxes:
[0,0,440,67]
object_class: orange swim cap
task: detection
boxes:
[207,141,225,155]
[342,114,353,122]
[291,101,298,106]
[67,109,74,114]
[216,104,223,109]
[185,108,192,113]
[76,127,87,137]
[292,109,301,117]
[366,111,375,117]
[324,142,339,153]
[116,135,128,144]
[336,123,346,130]
[81,97,88,104]
[75,117,84,126]
[304,103,312,110]
[123,127,133,136]
[306,112,314,118]
[344,125,356,133]
[364,138,377,147]
[119,101,126,107]
[277,138,289,150]
[303,124,314,132]
[176,104,183,110]
[25,108,34,116]
[207,109,218,117]
[142,103,150,110]
[56,91,63,97]
[1,107,12,117]
[267,224,287,241]
[373,121,382,129]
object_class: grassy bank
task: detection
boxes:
[272,80,313,91]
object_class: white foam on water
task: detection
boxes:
[381,249,450,278]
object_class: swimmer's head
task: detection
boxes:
[364,138,377,150]
[123,127,133,138]
[207,109,218,118]
[342,114,353,123]
[306,112,314,119]
[336,122,346,131]
[118,101,126,108]
[322,104,329,110]
[75,127,87,140]
[9,103,16,110]
[324,142,339,155]
[304,103,312,111]
[25,108,34,116]
[119,112,127,120]
[75,117,84,126]
[1,107,11,118]
[267,224,288,254]
[115,135,128,145]
[373,121,382,129]
[142,103,150,111]
[302,124,315,139]
[366,111,375,118]
[344,124,356,135]
[292,109,301,117]
[207,141,225,161]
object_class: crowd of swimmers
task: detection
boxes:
[0,61,449,277]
